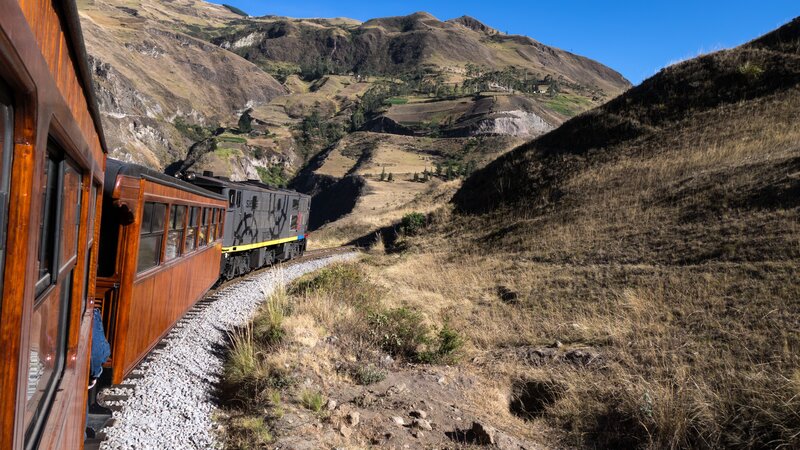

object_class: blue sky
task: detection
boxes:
[219,1,798,85]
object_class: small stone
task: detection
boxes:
[340,424,352,438]
[412,418,432,431]
[346,411,360,427]
[437,376,446,384]
[412,429,424,439]
[391,416,405,426]
[327,399,337,411]
[409,409,427,419]
[551,340,563,348]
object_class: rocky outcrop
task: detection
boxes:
[474,110,554,137]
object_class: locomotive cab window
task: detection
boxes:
[292,198,299,210]
[165,205,186,261]
[137,202,166,273]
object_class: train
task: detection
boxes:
[95,161,310,385]
[0,1,311,448]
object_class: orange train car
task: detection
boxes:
[0,0,108,448]
[94,160,227,384]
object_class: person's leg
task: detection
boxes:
[90,308,111,379]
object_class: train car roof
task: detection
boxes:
[61,0,108,154]
[186,173,311,199]
[105,159,226,201]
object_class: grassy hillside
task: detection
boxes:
[349,17,800,449]
[415,19,800,448]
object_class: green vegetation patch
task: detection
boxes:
[217,134,248,144]
[545,94,593,117]
[222,4,248,16]
[255,166,288,188]
[173,117,216,142]
[385,97,409,105]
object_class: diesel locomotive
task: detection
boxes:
[183,171,310,280]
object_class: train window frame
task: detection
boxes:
[34,144,64,297]
[209,208,217,242]
[82,182,99,315]
[25,138,83,446]
[185,206,199,253]
[165,204,186,262]
[292,198,299,210]
[136,202,166,273]
[0,83,13,308]
[198,208,208,247]
[216,209,224,240]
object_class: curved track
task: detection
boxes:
[85,246,357,449]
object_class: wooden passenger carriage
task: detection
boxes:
[95,160,227,384]
[0,0,107,448]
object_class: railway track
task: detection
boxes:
[84,246,357,449]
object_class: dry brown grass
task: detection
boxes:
[339,42,800,448]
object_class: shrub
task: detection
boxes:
[300,390,326,412]
[227,415,272,449]
[400,212,426,235]
[419,325,464,364]
[289,263,380,311]
[369,307,429,359]
[224,326,257,386]
[252,289,287,346]
[353,364,386,385]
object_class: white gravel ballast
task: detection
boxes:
[99,253,358,450]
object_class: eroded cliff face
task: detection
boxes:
[79,0,287,170]
[475,110,554,137]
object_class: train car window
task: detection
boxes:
[185,206,198,252]
[236,191,242,207]
[165,205,186,261]
[228,190,235,207]
[59,162,82,269]
[0,85,13,305]
[26,139,81,444]
[25,269,73,444]
[34,148,61,296]
[209,208,217,241]
[198,208,208,247]
[136,202,166,273]
[292,198,299,210]
[290,214,298,230]
[216,209,224,240]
